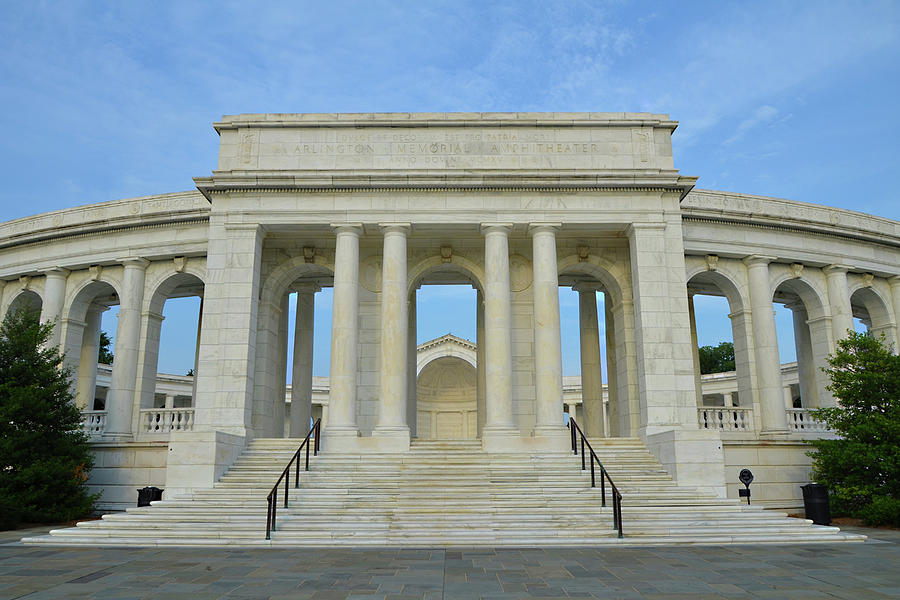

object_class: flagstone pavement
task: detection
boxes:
[1,525,898,599]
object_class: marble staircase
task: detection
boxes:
[23,437,865,547]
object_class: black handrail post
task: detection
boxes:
[305,437,311,470]
[600,466,606,507]
[265,496,272,540]
[284,467,290,508]
[570,420,576,454]
[271,494,277,532]
[580,438,585,471]
[590,456,596,487]
[295,448,301,487]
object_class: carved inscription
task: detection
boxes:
[248,127,652,171]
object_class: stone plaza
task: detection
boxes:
[2,112,897,545]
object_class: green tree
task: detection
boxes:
[98,330,114,364]
[0,308,98,529]
[698,341,735,374]
[807,331,900,526]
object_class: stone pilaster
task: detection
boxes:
[824,264,854,344]
[788,302,816,408]
[105,257,149,438]
[603,298,618,437]
[325,223,363,442]
[476,288,486,437]
[890,276,900,352]
[480,224,518,446]
[290,283,317,437]
[374,224,411,449]
[76,304,105,410]
[529,224,566,439]
[743,255,789,433]
[687,293,703,407]
[575,284,604,436]
[39,267,69,349]
[407,290,418,438]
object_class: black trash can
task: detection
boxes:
[137,486,164,507]
[801,483,831,525]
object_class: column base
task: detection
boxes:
[370,425,412,453]
[321,425,359,452]
[531,425,571,452]
[165,431,246,497]
[642,427,726,498]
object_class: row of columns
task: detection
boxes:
[33,259,151,439]
[323,223,569,442]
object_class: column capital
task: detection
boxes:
[888,275,900,286]
[625,222,666,237]
[528,222,562,236]
[378,223,411,235]
[40,266,70,278]
[572,282,600,294]
[823,264,854,275]
[141,310,165,322]
[293,282,321,295]
[480,223,513,236]
[117,257,150,270]
[743,254,777,267]
[330,222,363,236]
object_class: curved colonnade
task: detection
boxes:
[1,113,898,510]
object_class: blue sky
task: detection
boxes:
[2,1,897,376]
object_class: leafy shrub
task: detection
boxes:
[807,331,900,527]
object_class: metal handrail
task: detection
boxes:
[568,418,623,538]
[265,418,321,540]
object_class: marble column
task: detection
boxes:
[374,224,411,444]
[604,298,619,437]
[576,284,604,436]
[743,255,789,433]
[688,294,704,406]
[824,265,854,344]
[480,224,517,438]
[789,302,816,408]
[290,284,317,436]
[191,296,203,404]
[890,276,900,352]
[105,258,150,438]
[476,288,486,437]
[326,224,362,439]
[530,224,566,436]
[76,304,106,410]
[0,280,6,318]
[40,267,69,349]
[407,290,418,438]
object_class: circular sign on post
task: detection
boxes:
[739,469,754,487]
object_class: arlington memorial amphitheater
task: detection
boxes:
[9,112,896,546]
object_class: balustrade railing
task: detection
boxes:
[81,410,106,436]
[786,408,830,432]
[568,418,623,538]
[266,418,321,540]
[140,408,194,433]
[698,407,753,431]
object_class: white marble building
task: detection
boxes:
[1,112,897,512]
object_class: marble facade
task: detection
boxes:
[1,112,898,510]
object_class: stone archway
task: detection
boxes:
[416,355,477,439]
